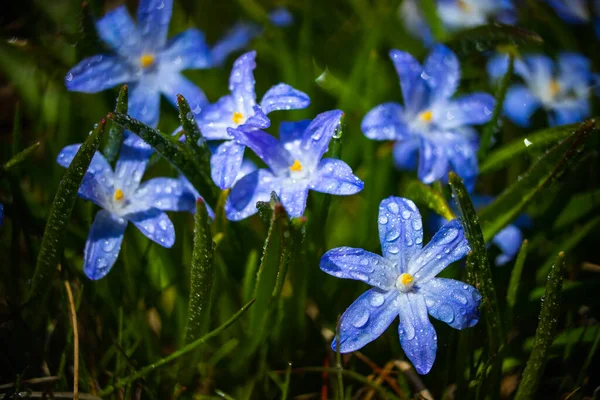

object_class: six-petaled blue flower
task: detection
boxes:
[196,51,310,189]
[362,45,495,191]
[225,110,364,220]
[487,52,595,127]
[320,197,481,374]
[57,135,201,280]
[400,0,516,44]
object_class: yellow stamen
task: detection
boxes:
[114,189,124,201]
[400,273,414,286]
[139,54,155,68]
[549,79,560,97]
[232,111,244,125]
[457,0,472,12]
[419,110,433,122]
[289,159,303,172]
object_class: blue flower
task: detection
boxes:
[56,135,200,280]
[320,197,480,374]
[65,0,258,128]
[546,0,594,24]
[487,52,594,127]
[400,0,516,44]
[0,203,3,226]
[362,45,494,191]
[197,51,310,189]
[225,110,364,220]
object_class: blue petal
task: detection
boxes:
[409,219,470,282]
[269,7,294,27]
[136,0,173,51]
[178,175,216,218]
[260,83,310,115]
[159,29,211,71]
[310,158,364,195]
[160,73,208,117]
[445,131,479,193]
[487,53,531,82]
[83,210,127,280]
[421,278,481,329]
[523,55,554,83]
[399,0,434,44]
[242,106,270,130]
[125,208,175,247]
[398,292,437,375]
[57,144,113,178]
[392,138,419,171]
[298,110,344,169]
[210,140,246,190]
[113,138,150,197]
[279,184,309,217]
[434,94,495,129]
[333,288,400,353]
[549,98,590,126]
[197,95,236,140]
[211,22,262,67]
[417,137,448,184]
[229,128,293,174]
[361,102,408,141]
[132,177,196,213]
[492,224,523,266]
[320,247,397,289]
[378,197,423,273]
[389,50,423,106]
[558,52,591,81]
[279,120,311,146]
[65,55,132,93]
[95,6,142,57]
[503,85,541,127]
[230,51,257,116]
[0,204,3,226]
[128,81,161,128]
[226,169,278,221]
[547,0,590,23]
[423,45,460,101]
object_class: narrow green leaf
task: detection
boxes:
[449,172,503,357]
[12,102,21,156]
[402,179,455,221]
[576,327,600,386]
[178,199,215,383]
[514,252,565,400]
[553,188,600,230]
[506,239,528,320]
[108,112,218,205]
[317,116,344,235]
[480,121,586,174]
[419,0,446,41]
[445,24,543,56]
[281,362,292,400]
[3,142,41,171]
[535,215,600,283]
[26,119,105,302]
[177,94,211,174]
[479,51,514,161]
[479,119,595,242]
[103,85,128,164]
[98,299,255,397]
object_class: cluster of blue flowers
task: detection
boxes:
[55,0,597,375]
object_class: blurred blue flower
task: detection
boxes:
[197,51,310,189]
[56,135,202,280]
[65,0,263,128]
[320,197,480,374]
[487,52,594,126]
[546,0,594,24]
[225,110,364,220]
[362,45,494,191]
[0,203,3,226]
[400,0,516,44]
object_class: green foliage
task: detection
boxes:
[103,85,128,164]
[444,24,543,56]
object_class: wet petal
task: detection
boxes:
[197,95,236,140]
[160,73,208,118]
[128,81,161,127]
[549,98,590,126]
[423,45,460,101]
[398,292,437,375]
[229,51,257,116]
[503,85,541,127]
[389,50,423,106]
[333,288,400,353]
[392,138,419,171]
[279,120,311,147]
[320,247,397,290]
[378,197,423,273]
[125,208,175,248]
[131,177,196,213]
[310,158,364,195]
[159,29,211,71]
[56,144,113,179]
[225,169,278,221]
[433,94,495,129]
[83,210,127,280]
[95,6,141,57]
[492,224,523,266]
[299,110,344,169]
[260,83,310,115]
[417,137,448,184]
[65,55,132,93]
[409,219,470,283]
[361,102,408,141]
[279,183,309,218]
[211,22,261,67]
[420,278,481,330]
[114,139,150,196]
[137,0,173,51]
[210,141,246,190]
[228,128,293,174]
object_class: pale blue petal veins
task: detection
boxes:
[333,288,400,353]
[320,247,397,290]
[83,210,127,280]
[136,0,173,50]
[196,95,236,140]
[398,292,437,375]
[389,50,423,105]
[309,158,364,195]
[128,81,161,128]
[260,83,310,114]
[125,208,175,248]
[114,140,150,196]
[433,94,495,129]
[361,102,408,141]
[378,197,423,273]
[210,140,246,190]
[66,55,132,93]
[417,137,449,184]
[279,184,309,218]
[95,6,142,57]
[226,169,278,220]
[132,177,196,213]
[160,73,208,117]
[423,45,460,101]
[229,51,257,115]
[229,128,292,173]
[159,29,211,71]
[299,110,344,168]
[420,278,481,330]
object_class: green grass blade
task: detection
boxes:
[3,141,41,171]
[402,179,455,221]
[12,102,21,156]
[480,121,587,174]
[514,252,566,400]
[108,111,218,205]
[177,94,211,174]
[479,51,514,161]
[445,24,543,56]
[26,119,105,302]
[419,0,446,41]
[103,84,128,164]
[479,119,596,242]
[506,239,528,322]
